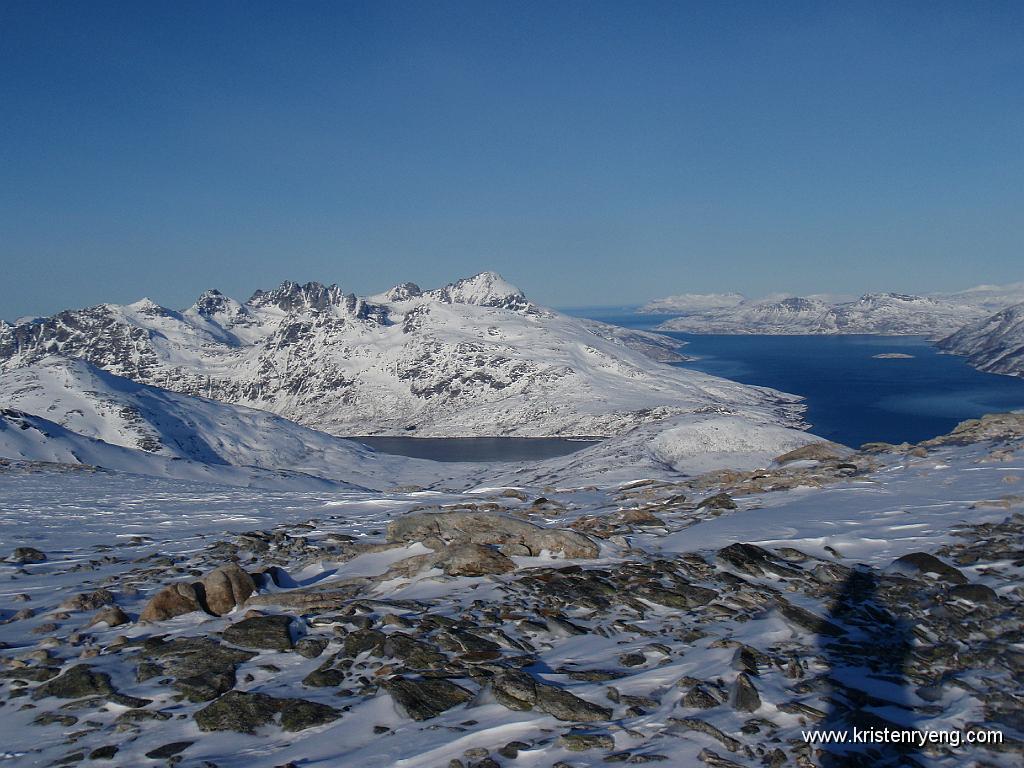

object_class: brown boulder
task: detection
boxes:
[140,582,202,623]
[200,564,256,616]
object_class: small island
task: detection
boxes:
[873,352,915,359]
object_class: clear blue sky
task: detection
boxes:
[2,1,1022,318]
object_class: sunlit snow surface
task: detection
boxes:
[0,442,1020,766]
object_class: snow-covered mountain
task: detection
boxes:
[0,356,444,489]
[655,292,993,336]
[938,301,1024,377]
[0,272,802,437]
[639,292,745,314]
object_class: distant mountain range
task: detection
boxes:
[0,272,802,439]
[642,283,1024,337]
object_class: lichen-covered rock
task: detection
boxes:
[382,676,473,720]
[222,614,295,651]
[194,690,340,733]
[492,669,611,722]
[32,665,115,700]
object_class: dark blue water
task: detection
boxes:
[566,308,1024,448]
[355,436,599,463]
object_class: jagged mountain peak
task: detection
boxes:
[430,271,530,310]
[248,280,349,312]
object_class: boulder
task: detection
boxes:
[140,582,203,622]
[200,564,256,616]
[139,563,256,622]
[87,605,130,628]
[728,673,761,712]
[382,676,474,720]
[387,510,598,559]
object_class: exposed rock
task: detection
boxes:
[200,563,256,616]
[140,582,202,622]
[144,742,193,759]
[638,583,718,609]
[9,546,46,564]
[279,698,343,731]
[434,543,516,576]
[682,685,721,709]
[194,689,341,733]
[194,690,281,733]
[948,583,998,604]
[294,637,329,659]
[382,676,473,720]
[32,665,114,700]
[887,552,968,584]
[87,605,129,628]
[382,633,447,669]
[728,673,760,712]
[717,543,801,578]
[491,669,611,722]
[222,614,295,651]
[387,510,598,559]
[775,442,845,464]
[60,589,115,612]
[698,493,737,510]
[558,731,615,751]
[139,635,256,702]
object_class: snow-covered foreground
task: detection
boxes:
[1,417,1022,767]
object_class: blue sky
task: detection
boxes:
[2,1,1022,318]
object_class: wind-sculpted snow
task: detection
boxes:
[0,272,802,437]
[939,301,1024,377]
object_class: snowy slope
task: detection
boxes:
[655,292,992,336]
[938,301,1024,377]
[0,272,802,437]
[0,357,451,489]
[0,409,361,490]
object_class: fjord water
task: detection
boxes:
[570,308,1024,448]
[354,436,599,463]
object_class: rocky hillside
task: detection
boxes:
[0,272,801,437]
[938,301,1024,377]
[1,415,1021,766]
